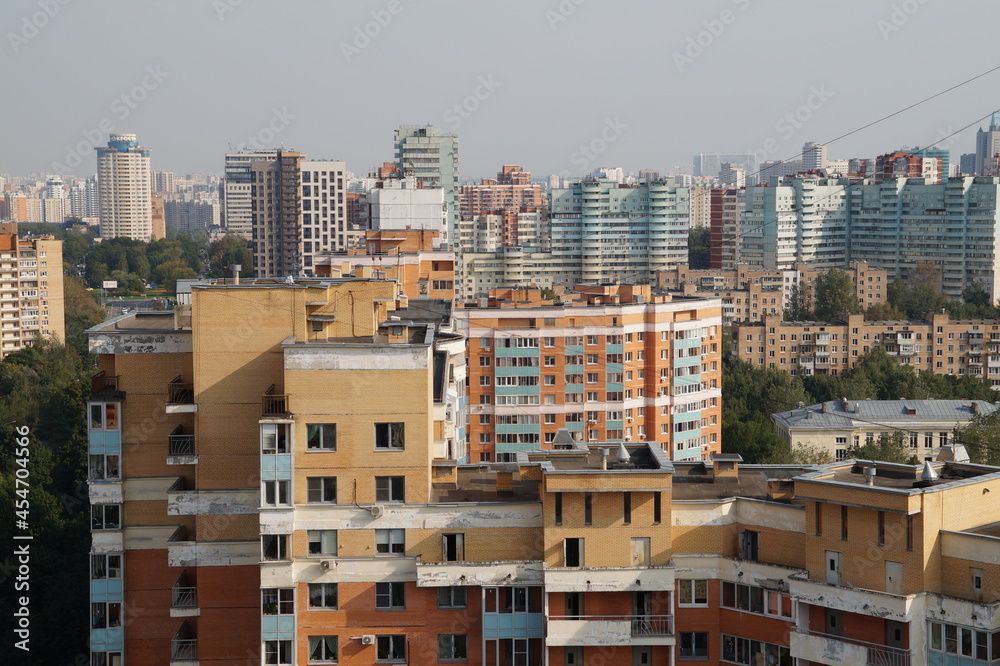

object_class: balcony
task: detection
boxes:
[171,572,198,618]
[262,385,289,418]
[546,615,673,647]
[171,620,197,664]
[790,628,909,666]
[545,565,674,592]
[166,377,196,413]
[167,425,196,465]
[92,371,125,400]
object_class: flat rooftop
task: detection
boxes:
[797,461,1000,493]
[672,464,813,502]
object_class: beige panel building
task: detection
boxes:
[0,223,64,356]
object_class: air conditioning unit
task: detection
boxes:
[660,377,667,383]
[588,420,597,424]
[320,559,335,571]
[627,417,634,422]
[361,635,376,646]
[368,505,385,517]
[624,436,632,441]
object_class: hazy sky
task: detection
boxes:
[5,0,999,181]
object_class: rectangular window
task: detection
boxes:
[262,534,289,561]
[375,582,405,610]
[91,601,122,629]
[307,423,336,450]
[437,586,468,609]
[261,423,289,453]
[442,533,465,561]
[88,453,120,481]
[264,640,293,665]
[878,511,885,546]
[679,632,709,659]
[308,635,338,663]
[584,492,592,525]
[565,538,584,567]
[906,515,914,551]
[376,635,405,661]
[307,477,337,503]
[653,492,661,524]
[815,502,823,536]
[261,588,294,615]
[376,476,405,502]
[438,634,468,661]
[677,579,708,606]
[91,504,121,530]
[841,505,848,540]
[308,530,338,556]
[90,553,122,579]
[554,493,562,525]
[375,422,405,449]
[623,492,631,525]
[376,529,405,556]
[308,583,338,609]
[263,479,291,507]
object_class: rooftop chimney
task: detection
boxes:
[599,448,609,471]
[841,397,849,412]
[921,460,939,483]
[864,466,876,486]
[232,264,241,285]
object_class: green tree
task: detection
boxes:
[957,410,1000,466]
[207,234,254,278]
[813,269,860,321]
[765,442,834,465]
[63,276,105,358]
[783,282,813,321]
[108,270,144,294]
[846,432,916,464]
[688,227,710,269]
[864,301,904,321]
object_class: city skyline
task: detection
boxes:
[4,1,999,180]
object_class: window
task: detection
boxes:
[261,423,289,453]
[877,511,885,546]
[480,376,492,386]
[438,634,468,661]
[584,493,593,525]
[623,492,632,525]
[262,588,294,615]
[91,553,122,579]
[739,530,759,561]
[307,424,336,450]
[264,640,293,665]
[308,477,337,503]
[376,476,404,502]
[308,530,338,556]
[262,534,289,561]
[564,538,584,567]
[677,579,708,606]
[91,504,121,530]
[308,636,338,663]
[376,529,405,555]
[679,632,708,659]
[375,422,405,449]
[263,479,291,506]
[91,601,122,629]
[376,582,405,610]
[815,503,823,536]
[376,635,405,661]
[722,635,791,665]
[443,533,465,561]
[841,505,848,540]
[438,586,467,609]
[88,454,120,481]
[653,492,661,524]
[554,493,563,525]
[929,621,992,661]
[308,583,338,609]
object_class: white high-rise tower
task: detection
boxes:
[97,134,152,240]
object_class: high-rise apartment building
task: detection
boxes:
[961,152,977,175]
[976,112,1000,174]
[97,133,153,240]
[802,141,827,171]
[394,125,459,246]
[88,282,1000,664]
[457,284,722,463]
[70,177,99,219]
[718,163,745,188]
[0,223,64,356]
[368,176,446,239]
[154,170,176,195]
[549,179,690,283]
[459,165,543,247]
[224,149,279,237]
[708,189,744,270]
[737,175,1000,299]
[164,200,221,233]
